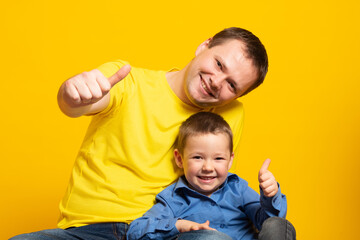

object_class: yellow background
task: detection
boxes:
[1,0,359,239]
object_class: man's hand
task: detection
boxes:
[62,64,131,106]
[175,219,216,233]
[258,159,279,197]
[58,64,131,117]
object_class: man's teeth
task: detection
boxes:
[201,80,209,92]
[201,79,215,97]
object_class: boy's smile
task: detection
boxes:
[174,133,234,197]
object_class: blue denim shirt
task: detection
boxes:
[127,173,287,240]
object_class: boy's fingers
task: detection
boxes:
[259,158,271,174]
[201,221,216,231]
[108,64,131,87]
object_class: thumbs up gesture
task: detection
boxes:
[63,64,131,106]
[58,64,131,117]
[258,159,279,197]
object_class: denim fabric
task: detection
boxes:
[258,217,296,240]
[176,217,296,240]
[9,222,128,240]
[10,217,295,240]
[177,229,233,240]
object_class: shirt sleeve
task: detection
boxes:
[259,184,287,218]
[126,194,180,240]
[95,59,133,116]
[241,181,287,231]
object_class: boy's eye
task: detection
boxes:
[193,156,202,159]
[215,157,225,160]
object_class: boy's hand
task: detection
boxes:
[62,64,131,107]
[258,159,279,197]
[175,219,216,233]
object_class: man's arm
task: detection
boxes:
[57,65,131,117]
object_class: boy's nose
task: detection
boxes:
[202,160,214,172]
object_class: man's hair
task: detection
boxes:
[176,112,233,155]
[209,27,268,96]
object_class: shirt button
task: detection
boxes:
[220,224,225,228]
[211,202,215,206]
[165,224,170,228]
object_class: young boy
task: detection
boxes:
[127,112,294,240]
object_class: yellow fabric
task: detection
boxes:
[57,60,245,229]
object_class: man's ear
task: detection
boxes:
[195,38,212,56]
[174,149,184,168]
[228,152,234,170]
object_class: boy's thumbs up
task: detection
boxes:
[259,158,271,175]
[258,158,278,197]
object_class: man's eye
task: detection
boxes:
[228,82,236,91]
[216,60,222,70]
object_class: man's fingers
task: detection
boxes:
[108,64,131,87]
[259,158,271,174]
[61,65,131,109]
[85,74,106,100]
[71,78,93,104]
[64,82,81,105]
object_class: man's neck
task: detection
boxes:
[165,65,192,106]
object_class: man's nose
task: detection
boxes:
[209,74,225,90]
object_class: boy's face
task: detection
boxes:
[184,39,258,108]
[174,133,234,197]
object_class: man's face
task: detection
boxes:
[184,39,258,108]
[174,133,233,197]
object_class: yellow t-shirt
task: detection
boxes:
[57,60,244,229]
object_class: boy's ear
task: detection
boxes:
[174,149,184,169]
[195,38,212,56]
[228,152,234,170]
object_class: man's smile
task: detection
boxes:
[200,74,215,98]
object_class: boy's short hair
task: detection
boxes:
[209,27,268,96]
[176,112,233,154]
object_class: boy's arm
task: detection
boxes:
[258,159,287,218]
[127,195,180,240]
[258,159,278,197]
[127,198,178,240]
[127,194,216,240]
[57,65,131,117]
[241,159,287,230]
[176,219,216,233]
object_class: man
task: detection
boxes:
[12,27,294,240]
